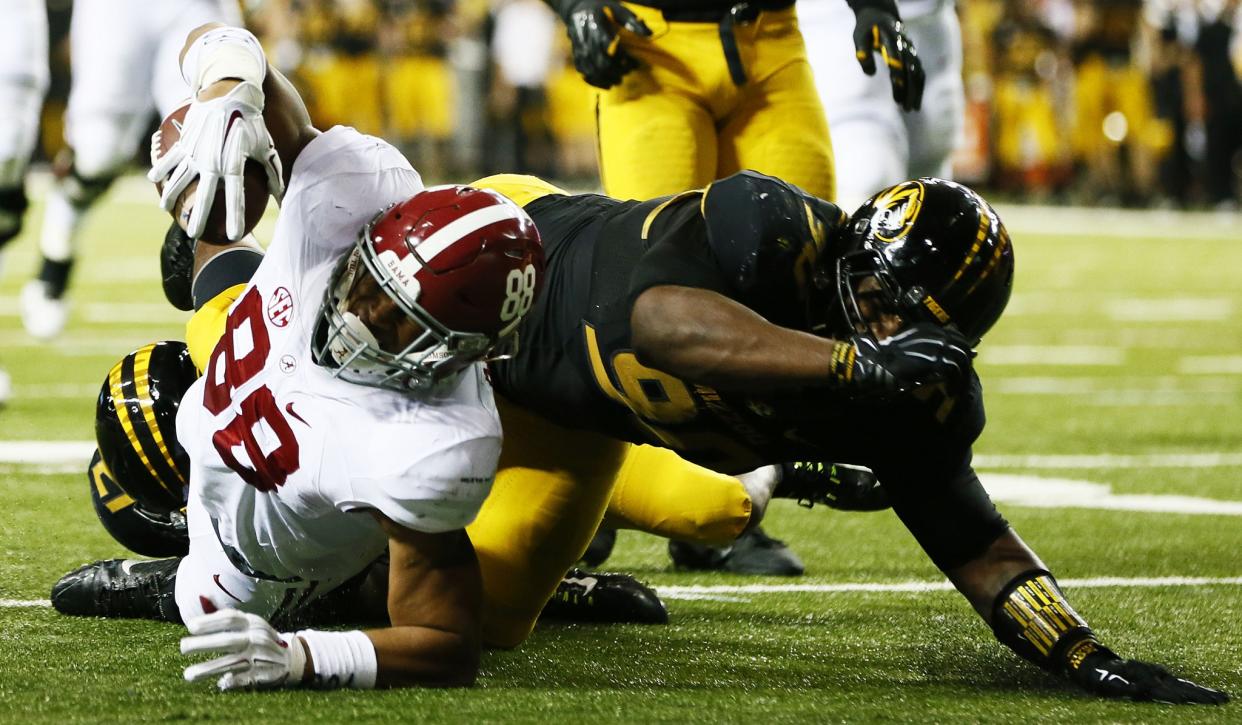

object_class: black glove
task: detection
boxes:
[829,323,972,395]
[557,0,652,89]
[847,0,925,111]
[1070,650,1229,705]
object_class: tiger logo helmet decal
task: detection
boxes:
[868,181,925,243]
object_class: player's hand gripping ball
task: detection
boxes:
[149,83,279,243]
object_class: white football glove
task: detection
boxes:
[181,610,306,691]
[148,81,283,241]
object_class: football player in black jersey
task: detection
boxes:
[462,171,1226,704]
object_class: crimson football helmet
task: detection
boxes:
[836,178,1014,346]
[313,185,545,393]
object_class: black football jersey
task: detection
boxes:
[489,171,1005,571]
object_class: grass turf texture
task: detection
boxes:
[0,179,1239,722]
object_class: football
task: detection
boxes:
[152,102,270,243]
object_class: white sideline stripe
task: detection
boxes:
[7,576,1242,609]
[974,452,1242,469]
[657,576,1242,598]
[978,346,1125,366]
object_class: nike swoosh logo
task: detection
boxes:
[563,575,599,597]
[120,559,139,575]
[213,574,244,603]
[224,110,243,137]
[285,402,309,427]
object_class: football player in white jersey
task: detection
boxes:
[54,24,546,690]
[21,0,242,340]
[802,0,965,211]
[0,0,49,401]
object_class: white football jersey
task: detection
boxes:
[177,127,503,584]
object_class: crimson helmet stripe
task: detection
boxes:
[412,203,523,269]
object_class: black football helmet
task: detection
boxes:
[95,341,196,515]
[836,178,1014,346]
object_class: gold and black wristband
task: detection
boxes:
[828,340,857,386]
[991,569,1108,674]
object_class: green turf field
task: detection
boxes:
[0,178,1239,723]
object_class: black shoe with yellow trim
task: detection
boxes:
[775,461,890,511]
[540,567,668,624]
[51,558,182,623]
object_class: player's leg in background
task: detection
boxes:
[595,8,720,199]
[0,0,48,401]
[716,6,835,201]
[901,3,965,181]
[800,0,906,211]
[24,0,157,340]
[466,397,629,648]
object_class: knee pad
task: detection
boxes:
[0,185,29,246]
[52,149,116,208]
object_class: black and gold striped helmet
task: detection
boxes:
[837,178,1014,346]
[95,341,197,513]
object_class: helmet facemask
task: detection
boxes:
[835,245,949,342]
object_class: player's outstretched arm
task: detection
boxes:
[180,514,482,691]
[944,529,1228,704]
[366,515,483,688]
[631,286,971,394]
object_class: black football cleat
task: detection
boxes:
[668,525,805,576]
[540,568,669,624]
[579,527,618,567]
[775,461,890,511]
[51,558,182,623]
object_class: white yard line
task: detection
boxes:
[981,474,1242,515]
[1104,298,1233,322]
[978,346,1125,366]
[0,441,96,465]
[974,452,1242,469]
[657,576,1242,600]
[1180,356,1242,374]
[6,576,1241,608]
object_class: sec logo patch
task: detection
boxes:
[267,287,293,327]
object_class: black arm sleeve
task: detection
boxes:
[869,375,1009,571]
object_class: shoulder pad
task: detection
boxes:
[701,171,847,299]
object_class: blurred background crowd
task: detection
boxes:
[30,0,1242,209]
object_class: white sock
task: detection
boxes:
[736,464,781,526]
[39,186,83,262]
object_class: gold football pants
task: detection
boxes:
[597,4,835,201]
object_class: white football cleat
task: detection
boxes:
[20,280,69,340]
